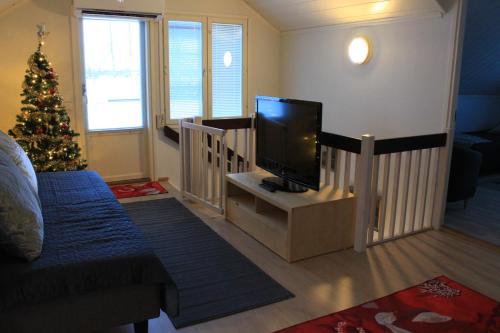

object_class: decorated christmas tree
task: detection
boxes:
[9,25,86,172]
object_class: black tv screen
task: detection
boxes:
[256,96,322,191]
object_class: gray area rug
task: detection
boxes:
[123,198,294,328]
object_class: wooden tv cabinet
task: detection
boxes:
[225,171,355,262]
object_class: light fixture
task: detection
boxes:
[223,51,232,67]
[348,37,372,65]
[371,1,389,13]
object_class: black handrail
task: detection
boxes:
[319,132,362,154]
[319,132,447,155]
[163,125,179,143]
[373,133,447,155]
[166,121,447,161]
[202,118,252,130]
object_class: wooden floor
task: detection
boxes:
[445,177,500,246]
[109,182,500,333]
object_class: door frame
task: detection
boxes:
[70,8,158,181]
[432,0,468,229]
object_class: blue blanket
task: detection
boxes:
[0,171,177,314]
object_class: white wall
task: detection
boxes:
[0,0,76,134]
[0,0,281,188]
[280,7,459,140]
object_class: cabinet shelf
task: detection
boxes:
[225,171,355,262]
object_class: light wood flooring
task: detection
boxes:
[445,178,500,246]
[108,182,500,333]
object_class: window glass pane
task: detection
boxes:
[83,17,145,131]
[211,23,243,118]
[168,21,203,120]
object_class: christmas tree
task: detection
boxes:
[9,25,86,172]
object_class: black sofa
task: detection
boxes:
[468,131,500,174]
[447,145,482,207]
[0,171,178,333]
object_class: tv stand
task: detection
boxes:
[225,171,355,262]
[261,177,308,193]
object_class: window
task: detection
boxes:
[165,16,247,122]
[168,21,204,120]
[82,17,146,131]
[210,22,243,118]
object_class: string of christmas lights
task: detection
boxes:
[8,24,86,172]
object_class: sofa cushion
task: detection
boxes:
[0,150,43,261]
[0,131,38,193]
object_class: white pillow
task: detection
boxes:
[0,131,38,193]
[0,149,43,261]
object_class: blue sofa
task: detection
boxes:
[0,171,177,333]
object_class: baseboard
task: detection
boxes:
[103,173,149,183]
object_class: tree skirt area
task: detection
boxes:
[275,276,499,333]
[110,181,167,199]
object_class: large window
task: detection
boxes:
[165,16,247,122]
[82,17,146,131]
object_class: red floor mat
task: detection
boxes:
[110,181,167,199]
[276,276,499,333]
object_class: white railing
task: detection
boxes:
[348,134,447,252]
[179,117,255,213]
[365,147,441,246]
[178,119,446,252]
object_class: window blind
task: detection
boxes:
[168,21,203,120]
[211,23,243,118]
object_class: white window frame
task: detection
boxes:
[164,14,248,124]
[82,15,149,133]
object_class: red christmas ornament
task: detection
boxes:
[49,88,56,95]
[60,123,69,130]
[63,135,71,140]
[35,127,43,135]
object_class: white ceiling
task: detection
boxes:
[244,0,446,31]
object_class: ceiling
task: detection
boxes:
[459,0,500,95]
[244,0,446,31]
[0,0,15,11]
[0,0,26,15]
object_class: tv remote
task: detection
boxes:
[259,182,277,192]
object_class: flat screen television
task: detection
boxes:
[256,96,322,192]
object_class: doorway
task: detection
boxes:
[81,15,151,182]
[444,0,500,246]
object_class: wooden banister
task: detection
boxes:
[202,118,253,130]
[373,133,447,155]
[319,132,362,154]
[164,125,179,143]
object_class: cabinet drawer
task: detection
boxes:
[226,196,288,259]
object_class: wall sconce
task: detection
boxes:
[348,37,372,65]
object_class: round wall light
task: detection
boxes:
[348,37,372,65]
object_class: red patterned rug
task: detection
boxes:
[276,276,499,333]
[110,181,167,199]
